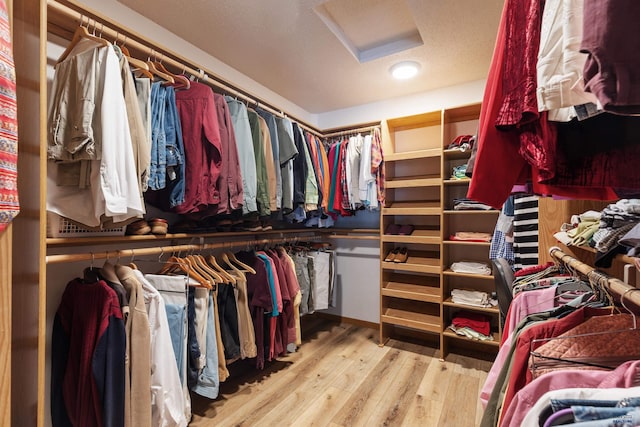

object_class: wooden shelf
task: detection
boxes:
[46,228,321,247]
[443,240,491,247]
[386,175,441,189]
[385,148,441,162]
[443,179,470,186]
[442,298,499,314]
[443,149,472,160]
[444,103,482,123]
[387,111,442,130]
[382,281,441,303]
[442,330,499,347]
[381,229,441,245]
[383,202,441,216]
[382,252,441,274]
[381,309,441,334]
[443,269,494,280]
[443,210,499,215]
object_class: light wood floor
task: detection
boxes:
[190,317,493,427]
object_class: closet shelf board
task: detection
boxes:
[387,111,442,130]
[385,148,441,162]
[443,179,471,186]
[383,202,441,216]
[382,282,441,303]
[559,242,637,265]
[442,240,491,247]
[442,269,494,280]
[442,298,500,314]
[47,228,320,246]
[442,330,500,348]
[443,149,472,160]
[386,175,441,189]
[381,309,441,333]
[382,258,441,274]
[381,229,441,245]
[442,210,500,216]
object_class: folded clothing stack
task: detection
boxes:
[451,288,497,308]
[449,310,493,341]
[450,261,492,275]
[453,198,493,211]
[450,231,492,242]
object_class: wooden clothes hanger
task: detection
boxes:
[153,58,191,89]
[118,39,154,80]
[187,254,223,285]
[57,17,110,65]
[206,254,237,284]
[224,251,256,274]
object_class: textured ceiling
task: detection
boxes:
[117,0,503,114]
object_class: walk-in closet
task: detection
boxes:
[4,0,640,426]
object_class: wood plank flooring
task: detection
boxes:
[189,316,493,427]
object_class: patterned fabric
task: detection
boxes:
[371,127,385,204]
[0,0,18,233]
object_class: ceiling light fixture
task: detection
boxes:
[390,61,421,80]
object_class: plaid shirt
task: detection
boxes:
[371,128,385,204]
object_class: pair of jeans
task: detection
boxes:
[148,82,167,191]
[192,291,220,399]
[163,86,185,208]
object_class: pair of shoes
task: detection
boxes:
[126,219,151,235]
[384,224,415,235]
[384,247,408,263]
[149,218,168,235]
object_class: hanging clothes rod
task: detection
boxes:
[548,246,640,308]
[46,234,321,264]
[322,123,381,138]
[47,0,325,138]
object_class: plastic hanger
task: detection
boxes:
[57,17,110,65]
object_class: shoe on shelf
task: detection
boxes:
[149,218,168,235]
[384,248,400,262]
[393,247,409,263]
[384,224,401,235]
[126,219,151,235]
[398,225,415,235]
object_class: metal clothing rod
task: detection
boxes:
[548,246,640,308]
[46,234,320,264]
[47,0,325,138]
[323,123,381,138]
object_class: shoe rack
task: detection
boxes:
[379,103,500,359]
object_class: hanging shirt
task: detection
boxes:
[247,109,270,216]
[214,93,243,214]
[256,108,282,210]
[258,115,277,212]
[345,134,363,209]
[0,0,18,233]
[174,81,222,215]
[51,278,126,427]
[226,97,257,214]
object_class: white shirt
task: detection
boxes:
[358,134,375,208]
[134,270,188,427]
[536,0,599,122]
[345,135,363,209]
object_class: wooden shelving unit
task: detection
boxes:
[440,103,500,357]
[379,103,500,359]
[379,110,444,347]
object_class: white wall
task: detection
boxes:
[324,238,381,324]
[75,0,318,125]
[316,79,486,129]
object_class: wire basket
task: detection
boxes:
[46,212,126,238]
